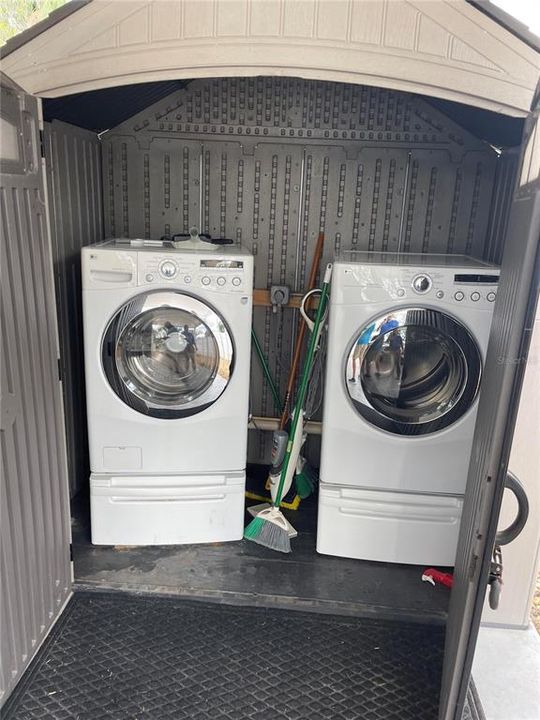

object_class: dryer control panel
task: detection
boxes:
[337,262,500,309]
[404,269,500,307]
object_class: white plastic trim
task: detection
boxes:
[2,0,539,115]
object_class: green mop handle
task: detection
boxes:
[251,328,283,415]
[272,263,332,508]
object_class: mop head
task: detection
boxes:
[244,506,292,553]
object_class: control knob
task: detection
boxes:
[412,274,432,294]
[159,260,177,279]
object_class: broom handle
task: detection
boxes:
[273,264,332,507]
[278,232,325,430]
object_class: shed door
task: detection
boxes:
[0,74,72,706]
[439,86,540,720]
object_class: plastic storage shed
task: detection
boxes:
[1,2,539,719]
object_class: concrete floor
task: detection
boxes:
[473,624,540,720]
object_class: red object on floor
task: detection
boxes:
[422,568,454,588]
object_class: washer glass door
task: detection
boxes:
[345,308,482,435]
[102,291,234,418]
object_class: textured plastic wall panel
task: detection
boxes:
[44,120,103,496]
[102,78,498,462]
[0,82,71,706]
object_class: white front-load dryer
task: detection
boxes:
[82,240,253,545]
[317,252,499,566]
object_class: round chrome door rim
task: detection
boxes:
[344,307,482,436]
[102,290,234,417]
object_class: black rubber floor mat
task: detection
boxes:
[3,591,444,720]
[462,680,487,720]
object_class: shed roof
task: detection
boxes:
[1,0,539,116]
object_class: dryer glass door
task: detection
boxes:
[102,291,234,418]
[345,308,482,435]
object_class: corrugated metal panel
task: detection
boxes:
[102,77,498,463]
[1,1,539,115]
[44,120,103,497]
[0,81,71,706]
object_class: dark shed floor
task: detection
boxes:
[72,478,450,625]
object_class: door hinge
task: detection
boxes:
[69,543,74,562]
[39,129,45,158]
[58,357,63,382]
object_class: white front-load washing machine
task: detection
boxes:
[82,240,253,545]
[317,252,499,566]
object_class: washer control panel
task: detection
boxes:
[137,251,250,292]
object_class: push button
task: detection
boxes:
[471,292,480,302]
[184,275,192,284]
[436,290,444,299]
[232,277,241,287]
[201,276,211,286]
[217,276,226,286]
[487,292,496,302]
[454,291,464,301]
[145,274,154,283]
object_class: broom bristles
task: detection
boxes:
[244,514,291,553]
[295,462,318,499]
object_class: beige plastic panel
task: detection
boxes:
[2,0,539,115]
[0,80,71,706]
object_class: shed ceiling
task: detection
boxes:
[42,80,186,134]
[2,0,539,117]
[41,78,524,149]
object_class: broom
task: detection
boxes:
[268,284,329,505]
[264,232,325,497]
[244,264,333,552]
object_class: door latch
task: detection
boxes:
[487,472,529,611]
[487,544,503,610]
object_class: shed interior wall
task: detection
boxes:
[44,121,103,496]
[42,76,519,494]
